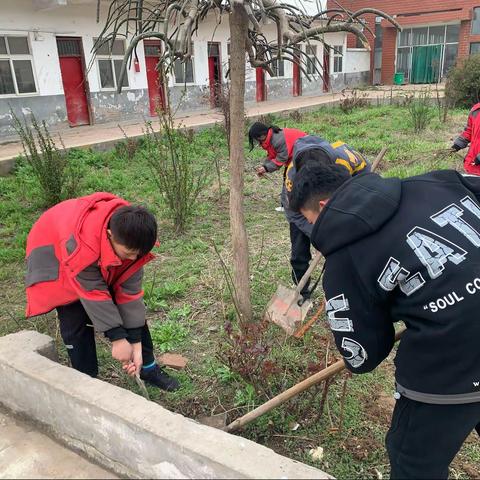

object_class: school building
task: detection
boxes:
[328,0,480,85]
[0,0,372,137]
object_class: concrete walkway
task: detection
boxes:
[0,406,117,479]
[0,84,443,174]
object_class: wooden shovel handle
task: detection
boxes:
[371,146,387,173]
[295,250,322,294]
[225,327,405,433]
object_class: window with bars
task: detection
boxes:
[93,38,129,90]
[0,35,36,95]
[270,58,284,77]
[306,45,317,75]
[333,45,343,73]
[174,43,194,84]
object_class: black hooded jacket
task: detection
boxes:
[312,170,480,404]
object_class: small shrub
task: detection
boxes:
[142,106,209,233]
[406,90,435,133]
[12,112,81,207]
[339,89,370,114]
[445,54,480,108]
[217,319,280,389]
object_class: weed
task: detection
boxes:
[339,89,370,114]
[406,90,436,133]
[150,319,189,353]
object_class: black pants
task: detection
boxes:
[386,396,480,479]
[56,301,155,378]
[289,222,311,296]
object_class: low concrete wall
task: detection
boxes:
[0,331,330,479]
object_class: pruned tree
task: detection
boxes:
[95,0,400,325]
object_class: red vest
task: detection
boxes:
[261,128,307,166]
[25,193,154,318]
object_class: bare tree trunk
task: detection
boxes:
[228,3,253,324]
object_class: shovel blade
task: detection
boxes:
[265,285,313,335]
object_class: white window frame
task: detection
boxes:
[0,34,38,97]
[173,43,195,85]
[332,45,343,73]
[93,38,130,91]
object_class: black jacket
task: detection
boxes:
[312,170,480,404]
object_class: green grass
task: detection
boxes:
[0,103,477,478]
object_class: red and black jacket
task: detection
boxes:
[261,127,306,172]
[25,193,154,342]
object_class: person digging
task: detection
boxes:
[248,121,306,212]
[289,160,480,479]
[25,193,179,391]
[283,135,370,304]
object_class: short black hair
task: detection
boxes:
[109,205,157,256]
[289,163,350,212]
[295,148,333,171]
[248,122,281,151]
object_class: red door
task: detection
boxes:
[56,38,90,127]
[293,61,302,97]
[208,43,222,108]
[256,68,266,102]
[323,48,330,93]
[144,41,166,116]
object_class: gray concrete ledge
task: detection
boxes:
[0,331,330,479]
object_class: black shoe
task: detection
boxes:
[140,365,180,392]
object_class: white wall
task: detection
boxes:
[0,0,149,98]
[0,1,352,99]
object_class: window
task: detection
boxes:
[429,25,445,45]
[306,45,317,75]
[0,35,36,95]
[174,43,194,84]
[446,24,460,43]
[333,45,343,73]
[443,43,458,75]
[396,25,460,81]
[412,27,428,46]
[396,48,411,78]
[270,58,284,77]
[398,28,412,47]
[472,7,480,35]
[471,42,480,55]
[93,38,128,90]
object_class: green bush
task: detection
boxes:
[445,54,480,108]
[12,112,82,207]
[143,108,209,233]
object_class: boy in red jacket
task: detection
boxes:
[452,102,480,175]
[25,192,179,391]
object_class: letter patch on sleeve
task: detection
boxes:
[326,294,353,332]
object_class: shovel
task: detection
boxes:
[265,251,323,335]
